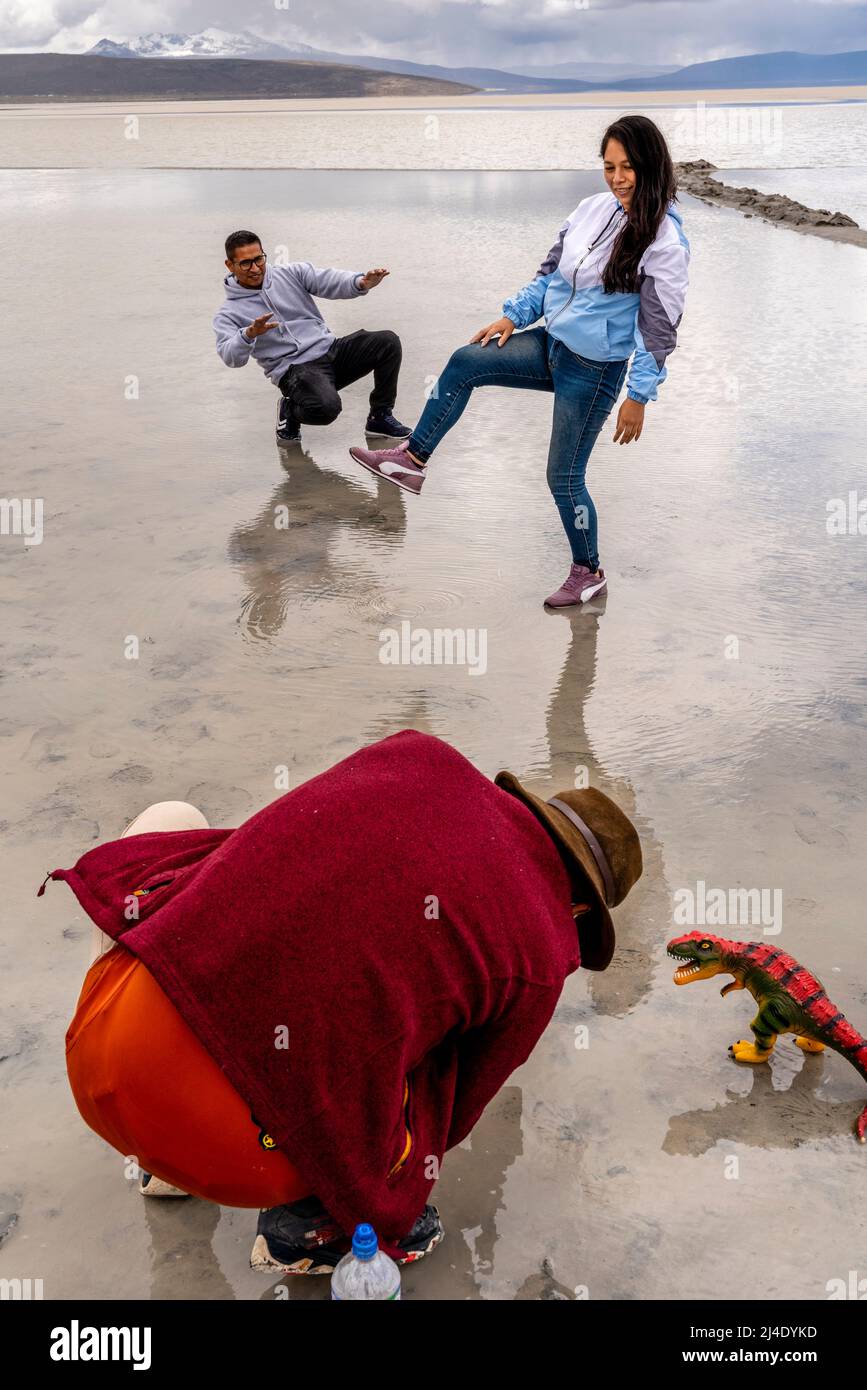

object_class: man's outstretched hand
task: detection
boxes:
[245,313,278,340]
[360,268,390,289]
[613,398,645,444]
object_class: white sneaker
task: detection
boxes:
[139,1171,189,1198]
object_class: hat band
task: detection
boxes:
[547,798,616,907]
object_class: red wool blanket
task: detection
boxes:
[47,732,580,1256]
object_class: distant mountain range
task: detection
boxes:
[1,31,864,103]
[81,31,867,92]
[0,54,476,103]
[82,31,679,89]
[601,48,867,90]
[511,61,681,82]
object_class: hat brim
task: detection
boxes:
[494,770,616,971]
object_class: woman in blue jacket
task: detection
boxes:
[350,115,690,608]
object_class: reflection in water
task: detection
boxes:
[663,1044,862,1155]
[534,602,671,1017]
[364,697,438,747]
[405,1086,525,1302]
[143,1194,235,1301]
[228,446,406,640]
[514,1259,578,1300]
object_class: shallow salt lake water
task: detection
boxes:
[2,96,867,182]
[2,166,867,1300]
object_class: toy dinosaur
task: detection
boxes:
[667,931,867,1142]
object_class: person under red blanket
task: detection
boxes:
[45,731,642,1276]
[66,809,425,1273]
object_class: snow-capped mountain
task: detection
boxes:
[87,30,318,61]
[87,39,139,58]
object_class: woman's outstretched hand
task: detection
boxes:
[471,316,516,348]
[613,398,645,444]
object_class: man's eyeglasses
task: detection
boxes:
[236,253,267,271]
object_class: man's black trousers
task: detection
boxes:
[278,329,401,425]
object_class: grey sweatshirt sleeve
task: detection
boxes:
[296,262,368,298]
[213,311,255,368]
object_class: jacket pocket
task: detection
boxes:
[134,870,177,896]
[574,294,611,362]
[127,871,178,919]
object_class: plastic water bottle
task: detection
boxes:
[331,1223,401,1300]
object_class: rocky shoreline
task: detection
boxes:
[675,159,867,247]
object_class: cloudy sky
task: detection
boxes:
[2,0,865,67]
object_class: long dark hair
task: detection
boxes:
[598,115,677,295]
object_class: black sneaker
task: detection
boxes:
[365,411,413,440]
[394,1204,445,1265]
[276,398,301,445]
[250,1198,444,1276]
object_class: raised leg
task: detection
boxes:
[407,326,554,463]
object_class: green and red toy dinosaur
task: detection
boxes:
[667,931,867,1143]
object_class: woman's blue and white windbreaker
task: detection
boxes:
[502,192,690,404]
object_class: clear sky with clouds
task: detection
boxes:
[2,0,866,66]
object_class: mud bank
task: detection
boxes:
[676,159,867,246]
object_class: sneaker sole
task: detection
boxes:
[250,1235,336,1276]
[249,1224,445,1276]
[139,1176,189,1198]
[395,1225,445,1265]
[364,428,413,440]
[350,451,423,495]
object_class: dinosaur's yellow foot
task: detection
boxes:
[794,1036,825,1053]
[729,1040,773,1064]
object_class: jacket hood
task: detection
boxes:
[222,268,273,299]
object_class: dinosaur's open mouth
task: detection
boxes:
[667,950,712,984]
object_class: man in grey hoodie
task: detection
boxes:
[213,231,412,446]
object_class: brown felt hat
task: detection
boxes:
[494,772,643,971]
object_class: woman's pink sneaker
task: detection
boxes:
[349,441,426,495]
[544,564,607,607]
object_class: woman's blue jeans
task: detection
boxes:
[408,326,628,571]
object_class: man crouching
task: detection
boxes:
[213,230,412,447]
